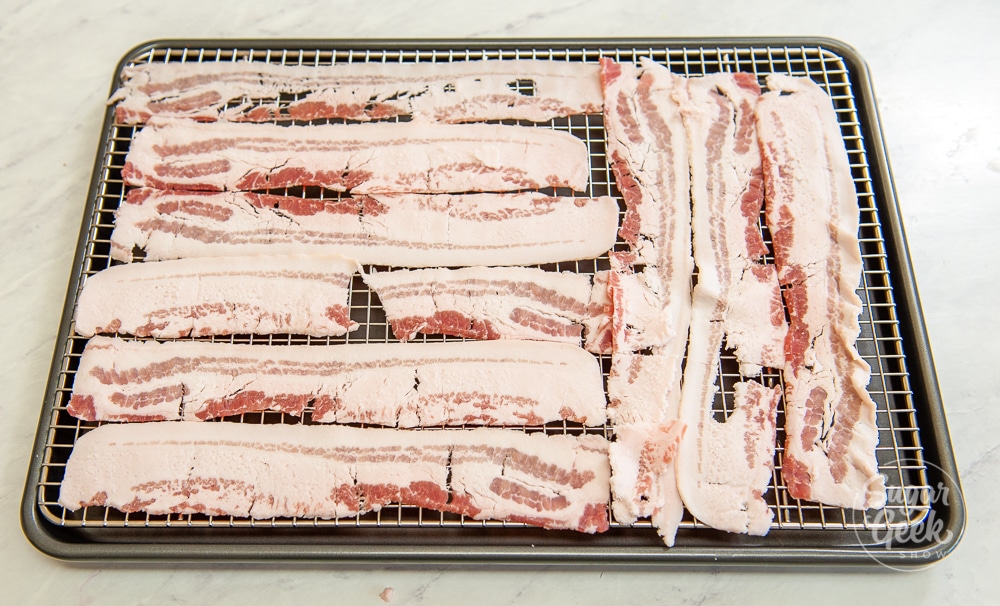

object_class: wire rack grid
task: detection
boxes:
[33,41,930,540]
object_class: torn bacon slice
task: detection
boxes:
[675,73,786,376]
[605,352,687,545]
[757,74,886,510]
[601,57,691,270]
[674,308,780,535]
[110,188,618,267]
[363,266,611,354]
[601,56,693,359]
[600,57,694,547]
[673,73,786,535]
[583,270,614,355]
[676,373,781,535]
[67,336,607,426]
[109,59,603,124]
[607,352,678,427]
[58,422,611,533]
[121,120,589,193]
[607,252,674,353]
[601,59,693,360]
[608,421,685,546]
[73,255,358,339]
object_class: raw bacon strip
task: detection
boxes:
[725,266,786,376]
[582,270,614,355]
[606,352,686,546]
[110,188,618,267]
[606,252,674,353]
[58,422,611,533]
[676,73,786,376]
[363,266,610,353]
[601,58,693,358]
[673,73,786,535]
[601,57,691,269]
[67,336,607,426]
[607,352,679,427]
[600,58,694,547]
[608,421,685,546]
[675,374,781,535]
[674,302,779,535]
[757,74,886,510]
[122,120,589,193]
[73,255,358,339]
[109,60,603,124]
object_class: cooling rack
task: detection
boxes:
[21,38,964,566]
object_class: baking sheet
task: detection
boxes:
[21,38,965,566]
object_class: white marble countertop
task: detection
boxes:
[2,0,996,603]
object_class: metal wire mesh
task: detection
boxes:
[35,42,929,536]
